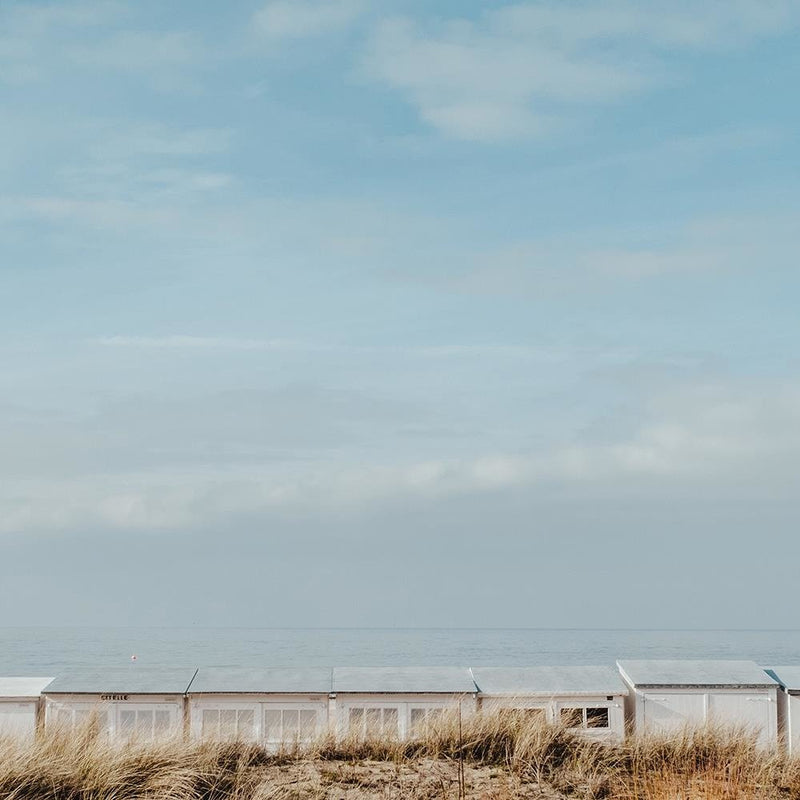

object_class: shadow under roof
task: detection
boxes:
[766,666,800,692]
[189,667,333,694]
[333,667,476,694]
[617,660,776,688]
[43,667,198,695]
[471,666,626,696]
[0,677,54,698]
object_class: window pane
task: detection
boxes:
[410,708,426,735]
[586,708,609,729]
[219,709,237,739]
[381,708,398,736]
[237,710,255,740]
[299,710,317,740]
[349,708,364,735]
[154,710,171,733]
[136,710,154,737]
[202,709,219,738]
[560,708,583,728]
[283,710,299,740]
[264,710,282,741]
[365,708,381,737]
[119,710,135,733]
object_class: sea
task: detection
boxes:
[2,628,800,674]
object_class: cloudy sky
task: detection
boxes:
[2,0,799,628]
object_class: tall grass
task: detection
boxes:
[2,711,800,799]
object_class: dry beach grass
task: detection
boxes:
[2,710,800,799]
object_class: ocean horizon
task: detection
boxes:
[3,627,799,674]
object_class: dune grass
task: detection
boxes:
[2,711,800,799]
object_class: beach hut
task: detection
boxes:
[43,667,197,742]
[332,667,477,740]
[617,660,779,747]
[0,677,53,738]
[187,667,332,746]
[765,666,800,755]
[471,666,627,742]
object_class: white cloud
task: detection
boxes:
[253,0,363,40]
[2,379,799,534]
[364,1,800,141]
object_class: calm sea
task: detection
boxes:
[2,628,800,674]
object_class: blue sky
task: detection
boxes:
[1,0,799,628]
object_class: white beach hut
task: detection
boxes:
[332,667,477,740]
[471,666,627,742]
[43,667,197,742]
[0,677,53,739]
[187,667,332,747]
[617,660,779,747]
[765,666,800,755]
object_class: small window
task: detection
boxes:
[560,708,583,728]
[409,707,445,737]
[347,707,399,739]
[586,708,609,729]
[202,708,254,741]
[264,708,318,745]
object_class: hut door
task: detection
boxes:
[643,693,704,732]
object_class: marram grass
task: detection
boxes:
[3,711,800,799]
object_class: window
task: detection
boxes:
[409,707,445,737]
[347,707,399,738]
[53,707,110,735]
[118,708,174,741]
[560,707,609,730]
[560,708,583,728]
[201,709,255,741]
[586,708,610,729]
[263,708,318,744]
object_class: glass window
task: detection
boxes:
[136,710,154,736]
[299,710,317,739]
[586,708,609,729]
[264,709,282,742]
[202,709,218,738]
[154,710,171,733]
[118,710,136,733]
[560,708,583,728]
[382,707,398,737]
[237,709,255,740]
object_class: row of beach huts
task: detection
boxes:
[3,661,800,753]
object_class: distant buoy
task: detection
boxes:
[131,654,137,662]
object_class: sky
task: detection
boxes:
[1,0,799,629]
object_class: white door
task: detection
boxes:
[0,702,37,738]
[708,692,774,746]
[643,692,705,733]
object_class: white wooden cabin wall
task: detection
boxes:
[0,701,39,738]
[634,688,778,748]
[44,697,184,742]
[188,695,329,746]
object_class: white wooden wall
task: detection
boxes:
[0,700,39,739]
[633,687,778,748]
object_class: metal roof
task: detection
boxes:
[617,660,776,688]
[471,666,627,697]
[0,677,54,699]
[766,667,800,692]
[43,667,198,695]
[189,667,332,694]
[333,667,476,694]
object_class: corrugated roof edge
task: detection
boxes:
[616,660,777,689]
